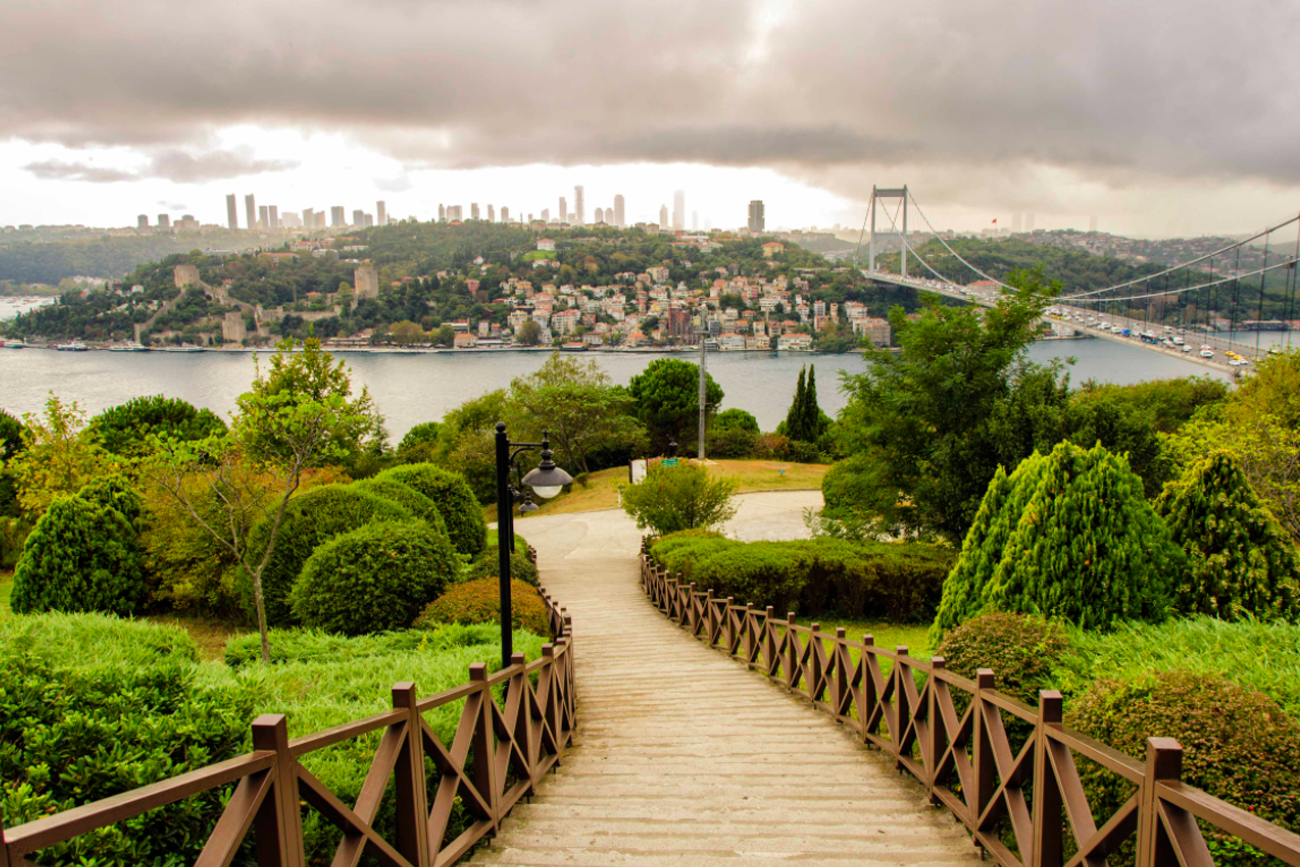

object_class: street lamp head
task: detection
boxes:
[522,429,573,499]
[667,439,678,457]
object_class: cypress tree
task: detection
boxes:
[805,364,822,440]
[785,366,808,441]
[1156,450,1300,621]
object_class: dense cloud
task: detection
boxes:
[3,0,1298,207]
[21,147,298,184]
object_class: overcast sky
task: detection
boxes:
[3,0,1298,237]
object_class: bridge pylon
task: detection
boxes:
[869,185,909,277]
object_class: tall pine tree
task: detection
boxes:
[785,366,808,441]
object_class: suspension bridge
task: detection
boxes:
[855,186,1300,374]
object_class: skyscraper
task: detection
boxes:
[303,208,314,230]
[471,203,480,220]
[559,197,567,224]
[258,205,269,229]
[268,205,278,229]
[672,190,685,231]
[245,194,256,232]
[593,208,603,224]
[377,201,387,226]
[352,209,364,226]
[487,204,495,222]
[574,186,585,226]
[614,194,625,228]
[158,214,171,229]
[748,200,765,233]
[659,204,669,228]
[502,206,510,222]
[541,208,550,222]
[226,194,239,230]
[692,210,698,232]
[137,214,149,230]
[331,206,345,227]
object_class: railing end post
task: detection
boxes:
[1039,689,1063,724]
[542,643,554,657]
[863,633,874,646]
[1146,737,1183,781]
[470,662,489,681]
[511,652,526,668]
[835,627,846,640]
[976,668,995,690]
[930,656,945,670]
[391,681,418,709]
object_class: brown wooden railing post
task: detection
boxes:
[392,682,431,867]
[784,613,799,688]
[972,669,997,829]
[894,646,910,770]
[468,664,501,831]
[862,634,876,744]
[1138,738,1184,867]
[251,713,306,867]
[928,657,946,798]
[1031,690,1064,867]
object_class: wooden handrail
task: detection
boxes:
[1,583,576,865]
[639,545,1300,867]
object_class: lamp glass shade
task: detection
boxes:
[519,500,540,513]
[522,463,573,495]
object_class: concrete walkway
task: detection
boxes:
[473,493,977,867]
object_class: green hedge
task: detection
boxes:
[464,543,539,586]
[0,614,256,866]
[291,521,459,635]
[352,477,450,538]
[935,613,1070,707]
[417,578,552,636]
[236,484,415,625]
[374,464,486,557]
[10,494,147,616]
[649,533,954,622]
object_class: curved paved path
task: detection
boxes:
[474,494,978,867]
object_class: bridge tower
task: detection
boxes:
[868,185,909,277]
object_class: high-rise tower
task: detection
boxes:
[613,194,625,228]
[574,186,585,226]
[226,194,239,230]
[659,204,668,228]
[244,194,256,232]
[748,200,765,233]
[377,201,387,226]
[672,190,685,231]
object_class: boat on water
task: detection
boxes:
[0,339,26,348]
[108,343,149,352]
[160,345,204,353]
[561,342,587,351]
[55,341,89,351]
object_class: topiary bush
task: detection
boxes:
[353,476,449,538]
[1066,670,1300,867]
[932,442,1179,642]
[416,578,552,636]
[290,520,459,635]
[934,613,1069,707]
[89,394,226,456]
[236,484,415,625]
[0,614,256,867]
[1156,450,1300,621]
[76,473,145,526]
[374,463,486,557]
[10,494,147,616]
[622,462,738,535]
[464,543,539,586]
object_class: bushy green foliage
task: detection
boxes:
[1066,671,1300,866]
[621,462,738,534]
[1156,450,1300,621]
[932,442,1179,640]
[821,453,905,529]
[11,494,147,616]
[1072,376,1227,434]
[707,426,759,459]
[374,463,486,556]
[397,420,441,461]
[237,484,415,625]
[935,613,1069,706]
[417,578,552,636]
[649,533,954,622]
[89,394,226,456]
[1049,616,1300,720]
[291,521,459,635]
[715,408,759,433]
[353,476,449,537]
[76,473,145,525]
[627,358,724,452]
[0,614,256,866]
[465,543,539,586]
[0,407,24,460]
[0,517,30,570]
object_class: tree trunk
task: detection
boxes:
[252,571,272,664]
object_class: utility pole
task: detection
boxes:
[698,321,707,461]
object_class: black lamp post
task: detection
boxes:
[494,422,573,666]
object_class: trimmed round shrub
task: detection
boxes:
[290,520,458,635]
[89,394,226,456]
[1066,671,1300,866]
[10,495,147,616]
[76,474,145,526]
[353,477,449,538]
[236,485,415,625]
[417,578,551,635]
[934,613,1069,707]
[715,408,759,433]
[1156,450,1300,621]
[465,544,539,586]
[932,442,1179,641]
[374,464,485,557]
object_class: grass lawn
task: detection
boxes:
[147,614,248,663]
[494,459,829,522]
[0,571,11,619]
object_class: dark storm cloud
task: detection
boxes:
[4,0,1299,199]
[21,148,298,184]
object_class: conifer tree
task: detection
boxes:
[932,442,1178,636]
[1156,450,1300,621]
[785,366,809,441]
[804,364,821,439]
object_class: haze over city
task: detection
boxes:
[2,0,1299,236]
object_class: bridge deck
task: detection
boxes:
[472,499,978,867]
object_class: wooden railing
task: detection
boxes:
[0,586,575,867]
[641,544,1300,867]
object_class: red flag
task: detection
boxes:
[992,218,998,224]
